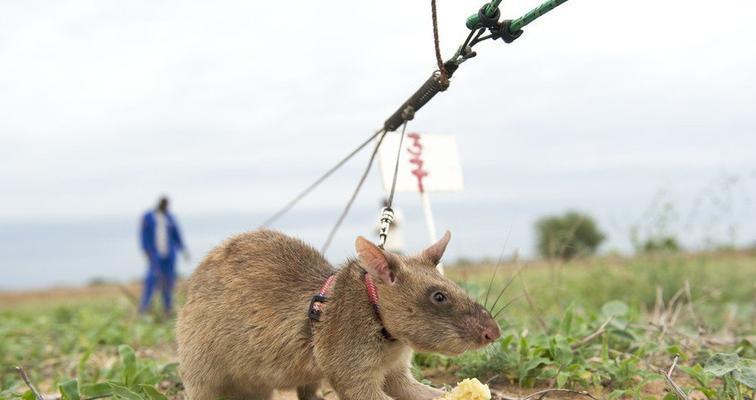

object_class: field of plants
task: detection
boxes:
[1,250,754,400]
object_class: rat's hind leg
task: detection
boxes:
[182,383,224,400]
[297,382,324,400]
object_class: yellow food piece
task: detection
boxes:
[436,378,491,400]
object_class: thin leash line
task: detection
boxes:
[470,30,492,46]
[458,28,477,55]
[321,130,389,254]
[377,120,408,249]
[386,121,409,208]
[261,128,385,228]
[265,0,572,242]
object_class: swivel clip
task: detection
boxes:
[377,207,395,249]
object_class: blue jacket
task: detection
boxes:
[140,210,184,261]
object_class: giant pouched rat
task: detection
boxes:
[176,229,500,400]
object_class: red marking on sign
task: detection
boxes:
[407,133,429,193]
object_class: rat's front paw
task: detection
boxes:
[421,386,445,400]
[405,384,443,400]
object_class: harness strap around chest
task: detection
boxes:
[308,272,395,341]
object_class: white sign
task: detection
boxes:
[377,132,464,193]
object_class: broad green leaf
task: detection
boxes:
[517,357,549,385]
[704,353,740,377]
[519,337,529,358]
[556,371,569,388]
[139,385,167,400]
[733,359,756,389]
[565,363,582,373]
[499,334,514,349]
[133,366,158,385]
[108,383,144,400]
[679,364,713,387]
[80,382,112,398]
[559,304,574,335]
[553,344,572,366]
[58,380,80,400]
[21,390,36,400]
[722,374,739,398]
[602,300,629,317]
[118,345,137,386]
[538,368,557,379]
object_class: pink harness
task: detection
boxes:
[308,273,395,341]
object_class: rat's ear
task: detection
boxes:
[421,230,451,265]
[356,236,397,285]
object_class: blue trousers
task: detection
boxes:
[139,256,176,313]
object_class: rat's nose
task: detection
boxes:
[480,319,501,344]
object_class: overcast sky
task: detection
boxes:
[1,0,755,271]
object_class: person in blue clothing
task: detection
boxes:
[139,196,189,315]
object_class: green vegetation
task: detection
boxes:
[1,251,755,399]
[1,301,180,400]
[431,251,756,398]
[535,211,606,260]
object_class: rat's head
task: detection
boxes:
[355,231,500,356]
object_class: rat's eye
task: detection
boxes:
[431,291,448,304]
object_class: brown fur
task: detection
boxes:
[177,229,499,400]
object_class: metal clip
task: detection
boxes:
[401,106,416,122]
[308,294,328,322]
[377,207,395,249]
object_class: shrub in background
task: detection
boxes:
[535,211,606,260]
[642,236,681,253]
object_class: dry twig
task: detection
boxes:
[15,366,45,400]
[654,285,689,344]
[492,388,600,400]
[667,286,686,311]
[657,356,690,400]
[522,388,600,400]
[572,316,614,350]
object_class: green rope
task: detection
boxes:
[510,0,569,32]
[466,0,570,32]
[484,0,503,17]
